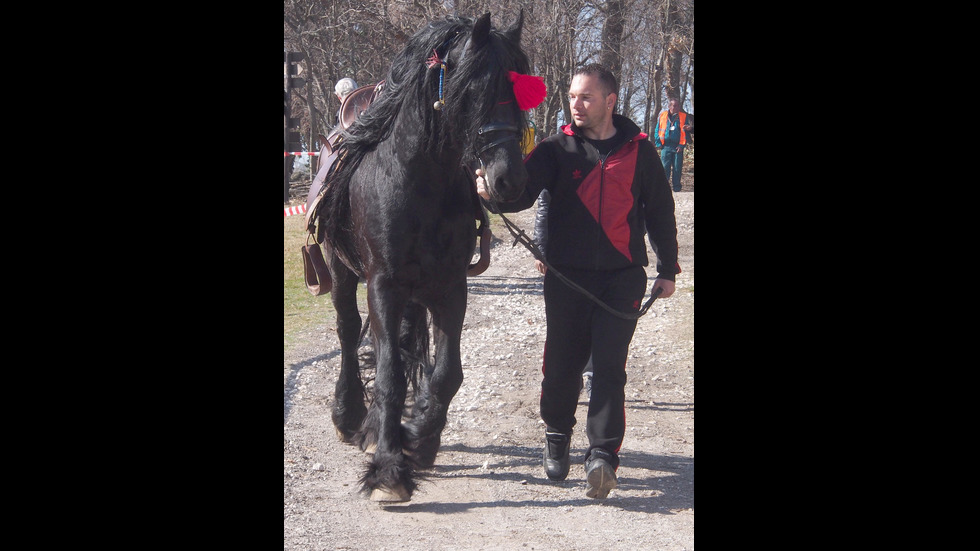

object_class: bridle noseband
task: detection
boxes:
[473,120,521,179]
[475,122,520,155]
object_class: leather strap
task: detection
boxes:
[301,242,332,296]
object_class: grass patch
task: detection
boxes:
[486,211,511,241]
[283,215,367,350]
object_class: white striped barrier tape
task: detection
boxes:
[284,204,307,217]
[284,151,320,156]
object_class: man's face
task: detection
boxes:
[669,98,680,114]
[569,74,614,131]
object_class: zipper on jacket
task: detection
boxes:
[583,137,633,271]
[595,154,605,271]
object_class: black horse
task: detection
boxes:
[310,12,537,502]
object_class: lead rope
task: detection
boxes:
[485,193,662,321]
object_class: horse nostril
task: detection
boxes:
[494,173,526,201]
[493,176,511,199]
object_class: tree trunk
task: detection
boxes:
[653,47,666,126]
[599,0,625,93]
[663,0,685,101]
[665,43,683,100]
[643,47,661,134]
[680,54,692,108]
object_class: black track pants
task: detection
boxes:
[540,265,646,468]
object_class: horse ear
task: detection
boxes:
[504,9,524,43]
[470,12,491,49]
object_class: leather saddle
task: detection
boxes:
[304,83,384,222]
[338,84,379,131]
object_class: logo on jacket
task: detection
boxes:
[572,169,582,179]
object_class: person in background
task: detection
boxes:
[652,97,694,192]
[333,77,359,126]
[476,63,679,499]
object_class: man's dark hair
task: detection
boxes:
[573,63,618,97]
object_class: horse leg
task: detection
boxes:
[405,282,466,468]
[328,251,367,443]
[355,301,427,456]
[359,282,415,502]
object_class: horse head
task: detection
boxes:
[440,11,544,203]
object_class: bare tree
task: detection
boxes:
[283,0,693,148]
[599,0,625,84]
[661,0,694,104]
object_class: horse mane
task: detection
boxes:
[318,14,532,267]
[340,14,530,158]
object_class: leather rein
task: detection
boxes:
[466,120,520,276]
[485,194,663,321]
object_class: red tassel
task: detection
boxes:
[508,71,546,111]
[425,49,443,69]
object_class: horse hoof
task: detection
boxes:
[335,427,351,442]
[406,433,441,468]
[370,484,410,502]
[363,442,377,454]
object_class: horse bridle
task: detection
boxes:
[473,120,520,180]
[476,122,520,154]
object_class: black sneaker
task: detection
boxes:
[543,431,571,481]
[585,448,618,499]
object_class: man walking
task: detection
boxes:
[476,64,680,499]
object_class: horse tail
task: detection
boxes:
[319,154,364,276]
[354,305,429,399]
[400,303,431,394]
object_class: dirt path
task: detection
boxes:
[284,190,694,550]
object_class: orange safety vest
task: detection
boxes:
[657,110,687,146]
